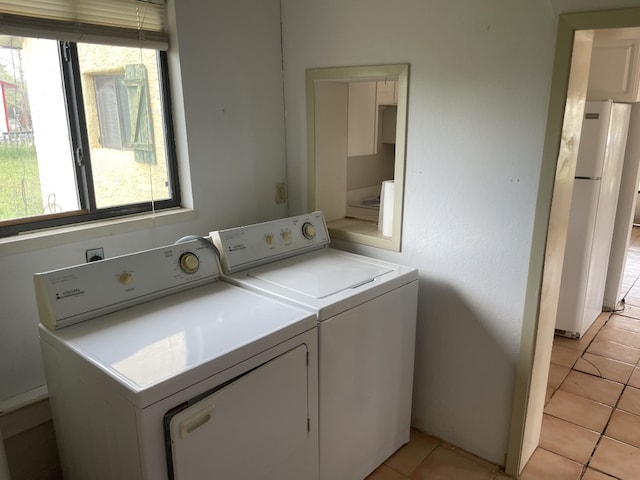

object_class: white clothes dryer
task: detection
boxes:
[211,212,418,480]
[34,239,318,480]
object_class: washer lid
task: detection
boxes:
[40,282,315,407]
[248,249,393,299]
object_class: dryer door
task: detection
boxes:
[168,344,311,480]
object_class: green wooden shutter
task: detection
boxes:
[124,64,155,164]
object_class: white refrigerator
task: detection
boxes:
[556,100,631,338]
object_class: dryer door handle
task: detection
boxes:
[178,403,215,438]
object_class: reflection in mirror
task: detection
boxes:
[306,64,408,251]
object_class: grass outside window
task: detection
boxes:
[0,142,42,221]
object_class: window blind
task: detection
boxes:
[0,0,168,49]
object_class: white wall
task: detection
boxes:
[0,0,287,405]
[281,0,640,465]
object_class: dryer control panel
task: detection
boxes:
[34,239,221,330]
[211,211,330,274]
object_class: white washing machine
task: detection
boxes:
[34,239,319,480]
[211,211,418,480]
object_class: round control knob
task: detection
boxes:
[281,230,291,242]
[119,271,133,285]
[302,222,316,239]
[179,252,200,274]
[265,233,274,245]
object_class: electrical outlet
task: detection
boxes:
[275,182,287,204]
[86,247,104,263]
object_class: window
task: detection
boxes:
[94,74,132,150]
[0,1,177,237]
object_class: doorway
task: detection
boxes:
[507,8,640,477]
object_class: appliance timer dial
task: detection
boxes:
[302,222,316,239]
[179,252,200,274]
[119,271,133,285]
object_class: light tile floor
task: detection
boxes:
[521,226,640,480]
[367,228,640,480]
[365,429,511,479]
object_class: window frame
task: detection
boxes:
[0,39,180,238]
[305,64,409,252]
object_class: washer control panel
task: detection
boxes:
[34,239,220,330]
[211,211,330,273]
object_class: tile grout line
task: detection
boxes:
[576,265,640,480]
[578,377,626,480]
[550,310,630,479]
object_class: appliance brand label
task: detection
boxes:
[55,288,85,300]
[585,113,599,119]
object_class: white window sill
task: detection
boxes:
[0,208,198,256]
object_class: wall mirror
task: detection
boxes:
[306,64,409,251]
